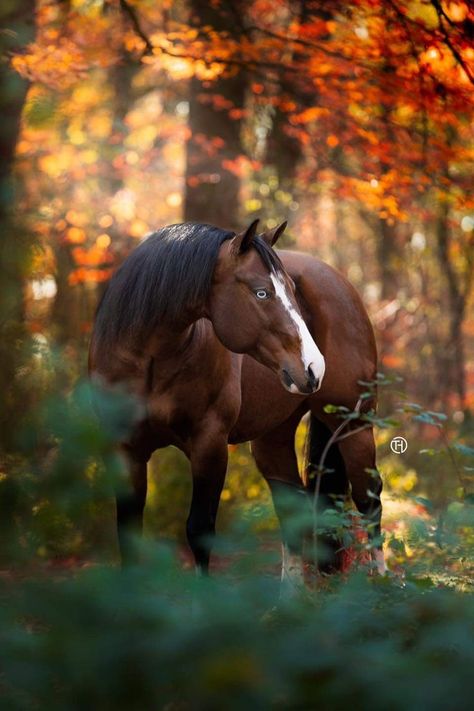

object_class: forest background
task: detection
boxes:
[1,1,474,707]
[2,0,473,555]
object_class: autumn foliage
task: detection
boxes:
[6,0,471,417]
[0,6,474,707]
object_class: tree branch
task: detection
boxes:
[434,15,474,85]
[392,0,474,85]
[119,0,154,56]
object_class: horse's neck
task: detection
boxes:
[149,318,231,373]
[149,322,197,360]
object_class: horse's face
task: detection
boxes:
[209,221,325,395]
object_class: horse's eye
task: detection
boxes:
[255,289,269,300]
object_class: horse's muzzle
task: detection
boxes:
[281,365,320,395]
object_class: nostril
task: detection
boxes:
[307,365,317,388]
[282,368,294,390]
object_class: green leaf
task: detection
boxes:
[323,404,349,414]
[427,410,447,421]
[413,413,442,426]
[454,443,474,458]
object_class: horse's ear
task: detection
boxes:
[261,220,287,247]
[230,219,259,255]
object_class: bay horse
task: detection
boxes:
[89,220,385,590]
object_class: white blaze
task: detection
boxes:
[270,272,325,388]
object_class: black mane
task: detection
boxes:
[93,222,283,348]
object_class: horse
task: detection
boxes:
[89,220,385,591]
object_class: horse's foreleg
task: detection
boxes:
[336,427,386,574]
[187,435,228,574]
[251,422,308,597]
[116,451,148,567]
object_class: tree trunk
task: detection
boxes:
[435,199,467,411]
[184,1,248,230]
[0,0,35,451]
[376,94,401,301]
[265,1,332,191]
[261,1,340,261]
[50,240,80,344]
[377,217,399,300]
[0,1,35,187]
[0,0,35,318]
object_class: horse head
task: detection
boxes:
[208,220,325,395]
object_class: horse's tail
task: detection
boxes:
[304,414,349,572]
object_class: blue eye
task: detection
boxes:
[255,289,269,300]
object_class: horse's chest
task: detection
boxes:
[229,356,306,443]
[146,372,239,447]
[147,389,196,438]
